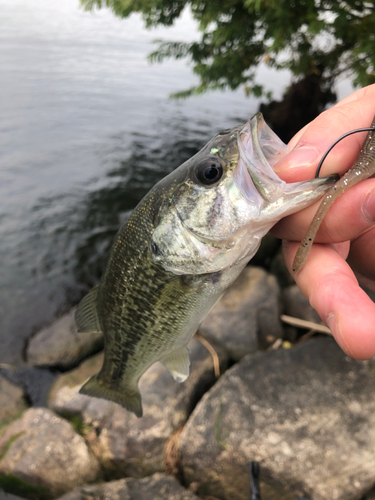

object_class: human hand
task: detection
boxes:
[271,84,375,360]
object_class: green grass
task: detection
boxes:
[0,408,27,439]
[0,432,25,461]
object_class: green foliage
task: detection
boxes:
[81,0,375,97]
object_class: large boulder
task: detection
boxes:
[48,337,228,478]
[179,337,375,500]
[56,473,208,500]
[0,375,28,432]
[26,309,103,370]
[199,266,283,360]
[0,408,101,500]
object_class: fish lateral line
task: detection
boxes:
[292,120,375,275]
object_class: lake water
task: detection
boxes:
[0,0,353,366]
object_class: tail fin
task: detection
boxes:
[80,374,143,418]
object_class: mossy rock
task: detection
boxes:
[0,376,28,432]
[0,473,51,500]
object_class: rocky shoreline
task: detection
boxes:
[1,243,375,500]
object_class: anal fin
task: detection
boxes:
[75,285,101,333]
[161,346,190,383]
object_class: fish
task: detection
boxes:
[76,112,338,417]
[292,115,375,274]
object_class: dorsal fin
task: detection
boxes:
[75,285,101,333]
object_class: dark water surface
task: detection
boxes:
[0,0,352,366]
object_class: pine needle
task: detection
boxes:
[280,314,332,334]
[194,333,220,378]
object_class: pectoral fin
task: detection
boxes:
[161,347,190,383]
[75,285,101,333]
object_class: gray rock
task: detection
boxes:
[48,337,228,478]
[0,408,101,499]
[47,352,104,405]
[282,285,321,324]
[199,266,283,360]
[179,337,375,500]
[27,309,103,370]
[366,487,375,500]
[270,247,295,288]
[56,473,205,500]
[0,375,28,432]
[282,285,321,342]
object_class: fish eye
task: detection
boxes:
[196,158,224,186]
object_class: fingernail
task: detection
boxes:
[362,188,375,223]
[274,146,320,173]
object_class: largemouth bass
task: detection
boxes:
[292,115,375,274]
[76,112,337,417]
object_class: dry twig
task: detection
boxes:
[194,333,221,378]
[280,315,332,335]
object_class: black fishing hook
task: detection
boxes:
[249,461,311,500]
[315,127,375,178]
[250,461,261,500]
